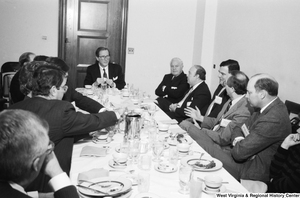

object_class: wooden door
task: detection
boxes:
[58,0,128,88]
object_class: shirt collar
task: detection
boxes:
[191,81,202,91]
[231,94,245,107]
[9,181,27,195]
[260,97,278,113]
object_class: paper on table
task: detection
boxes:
[77,168,109,183]
[80,145,108,157]
[160,119,178,125]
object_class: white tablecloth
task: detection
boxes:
[70,91,248,197]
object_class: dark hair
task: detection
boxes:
[19,61,50,95]
[0,109,49,183]
[19,52,35,67]
[194,65,206,80]
[220,59,240,73]
[46,57,70,72]
[226,70,249,95]
[31,65,66,97]
[254,77,278,96]
[95,47,110,57]
[33,55,49,62]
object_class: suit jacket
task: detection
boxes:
[84,62,126,90]
[167,81,211,123]
[63,80,103,113]
[0,181,79,198]
[9,97,118,144]
[231,97,291,182]
[155,72,189,103]
[9,70,25,104]
[200,96,253,146]
[205,84,230,118]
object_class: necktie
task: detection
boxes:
[205,87,226,116]
[177,87,193,108]
[212,100,232,131]
[103,68,107,78]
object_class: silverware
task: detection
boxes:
[77,185,108,195]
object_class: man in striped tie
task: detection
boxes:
[180,70,253,147]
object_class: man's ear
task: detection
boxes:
[32,157,41,172]
[49,86,57,97]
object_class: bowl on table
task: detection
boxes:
[204,175,223,192]
[177,143,190,154]
[158,123,169,132]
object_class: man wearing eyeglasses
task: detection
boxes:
[84,47,126,90]
[0,109,79,198]
[9,65,120,192]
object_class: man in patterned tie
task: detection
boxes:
[84,47,126,90]
[180,70,253,146]
[205,59,240,118]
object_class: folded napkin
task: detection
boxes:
[80,145,108,157]
[77,168,109,182]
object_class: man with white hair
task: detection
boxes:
[155,57,189,112]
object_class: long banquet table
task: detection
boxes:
[70,88,248,197]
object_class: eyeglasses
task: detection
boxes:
[45,141,55,156]
[99,55,110,59]
[60,85,68,92]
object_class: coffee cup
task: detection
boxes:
[112,152,128,164]
[177,143,190,154]
[158,123,169,132]
[204,175,223,192]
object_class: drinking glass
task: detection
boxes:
[152,141,164,162]
[148,104,157,118]
[178,165,193,194]
[129,140,140,164]
[190,171,203,198]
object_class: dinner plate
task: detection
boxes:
[154,162,177,173]
[134,192,160,198]
[77,177,132,197]
[109,159,128,169]
[181,156,223,172]
[203,185,226,194]
[167,135,193,146]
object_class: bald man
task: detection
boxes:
[194,73,291,182]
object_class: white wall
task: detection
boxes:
[126,0,198,98]
[213,0,300,103]
[0,0,58,66]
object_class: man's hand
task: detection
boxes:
[96,77,106,86]
[169,103,177,112]
[106,79,114,87]
[281,133,300,150]
[43,152,63,178]
[184,106,203,122]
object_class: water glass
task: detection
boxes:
[129,140,140,164]
[178,165,193,194]
[138,171,150,193]
[190,172,202,198]
[168,146,179,165]
[152,141,164,162]
[139,154,152,170]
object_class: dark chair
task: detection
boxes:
[0,62,19,104]
[285,100,300,133]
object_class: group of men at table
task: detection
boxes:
[0,47,299,198]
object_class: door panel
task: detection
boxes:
[59,0,128,88]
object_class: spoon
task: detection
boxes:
[199,152,204,160]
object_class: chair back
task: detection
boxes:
[285,100,300,133]
[0,62,19,98]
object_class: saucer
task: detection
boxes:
[92,137,112,144]
[108,159,127,169]
[202,185,226,194]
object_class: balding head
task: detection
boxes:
[246,73,278,108]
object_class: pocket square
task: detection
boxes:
[80,145,108,157]
[171,87,177,89]
[113,76,118,81]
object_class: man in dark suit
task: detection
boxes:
[9,65,120,192]
[194,73,291,182]
[181,71,253,146]
[205,59,240,118]
[84,47,126,90]
[0,109,79,198]
[155,57,189,112]
[165,65,211,123]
